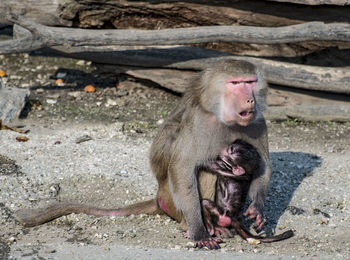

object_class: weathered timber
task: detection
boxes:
[2,14,350,55]
[58,0,350,29]
[0,0,70,26]
[98,65,192,94]
[265,104,350,122]
[3,0,349,57]
[46,45,350,95]
[267,0,349,5]
[3,0,349,29]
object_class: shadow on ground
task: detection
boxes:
[262,152,322,233]
[0,239,10,260]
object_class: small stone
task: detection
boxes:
[46,99,57,104]
[279,225,287,230]
[44,249,56,254]
[21,83,30,88]
[75,135,92,144]
[186,241,195,248]
[320,216,329,225]
[8,237,16,242]
[174,245,181,250]
[76,60,85,66]
[36,88,44,93]
[247,238,261,245]
[56,72,67,78]
[68,91,82,98]
[10,75,21,80]
[94,233,102,239]
[107,98,117,106]
[156,119,164,125]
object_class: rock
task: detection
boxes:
[156,119,164,125]
[76,60,85,66]
[106,98,117,106]
[0,82,30,123]
[75,135,93,144]
[46,99,57,104]
[68,91,82,98]
[246,238,261,245]
[56,72,67,78]
[186,242,195,248]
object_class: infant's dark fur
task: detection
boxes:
[202,140,293,243]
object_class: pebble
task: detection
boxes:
[21,83,30,88]
[9,75,21,80]
[56,72,67,78]
[156,119,164,125]
[320,216,329,225]
[247,238,261,245]
[94,233,102,239]
[46,99,57,104]
[75,135,93,144]
[68,91,82,98]
[47,93,60,99]
[44,249,57,254]
[106,98,117,106]
[186,241,195,248]
[76,60,85,66]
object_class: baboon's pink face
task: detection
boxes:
[222,76,257,126]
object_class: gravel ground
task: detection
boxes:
[0,52,349,259]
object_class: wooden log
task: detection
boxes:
[2,14,350,54]
[265,104,350,122]
[3,15,350,94]
[58,0,350,29]
[0,0,70,26]
[97,64,350,122]
[98,65,192,94]
[4,0,349,28]
[267,0,350,5]
[3,0,349,57]
[46,45,350,95]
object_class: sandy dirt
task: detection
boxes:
[0,53,349,260]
